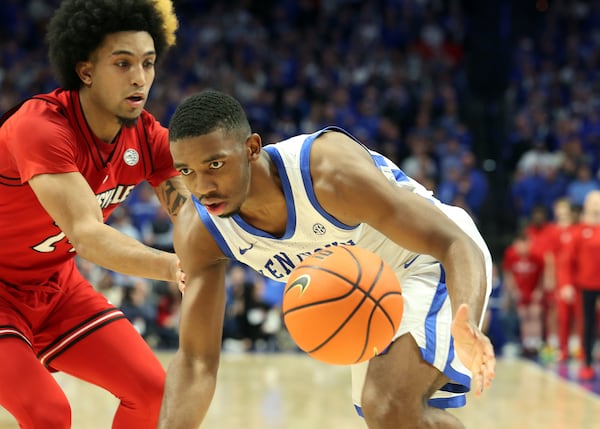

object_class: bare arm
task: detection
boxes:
[311,132,488,320]
[29,172,178,281]
[153,175,190,218]
[310,132,494,392]
[158,201,228,429]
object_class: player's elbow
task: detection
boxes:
[64,222,102,257]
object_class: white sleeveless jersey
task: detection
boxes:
[193,126,441,281]
[195,127,493,411]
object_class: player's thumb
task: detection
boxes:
[453,303,470,325]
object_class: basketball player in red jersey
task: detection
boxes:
[524,205,560,357]
[564,191,600,380]
[543,198,579,362]
[0,1,188,428]
[502,230,545,355]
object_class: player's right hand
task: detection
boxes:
[451,304,496,396]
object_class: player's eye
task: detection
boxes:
[209,161,224,169]
[179,168,192,176]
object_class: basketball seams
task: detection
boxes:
[356,258,397,363]
[284,264,357,293]
[282,245,404,365]
[304,258,387,363]
[375,291,404,331]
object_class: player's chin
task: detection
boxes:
[117,114,140,128]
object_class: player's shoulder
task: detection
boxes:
[6,89,69,123]
[2,90,76,146]
[310,128,373,176]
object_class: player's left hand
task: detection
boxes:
[451,303,496,396]
[176,260,186,294]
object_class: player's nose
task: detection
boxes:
[191,173,217,196]
[131,64,148,87]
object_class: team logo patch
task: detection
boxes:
[123,149,139,166]
[313,223,326,235]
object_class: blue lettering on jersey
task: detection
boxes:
[257,239,356,280]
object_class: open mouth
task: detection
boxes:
[125,95,145,107]
[204,202,226,215]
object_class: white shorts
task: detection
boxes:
[351,204,493,413]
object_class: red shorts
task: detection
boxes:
[0,259,124,369]
[517,284,539,306]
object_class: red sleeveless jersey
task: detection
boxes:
[0,89,178,283]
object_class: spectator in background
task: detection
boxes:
[109,206,142,242]
[544,198,580,362]
[143,207,175,253]
[126,181,162,232]
[502,230,545,356]
[155,281,181,349]
[222,264,255,352]
[564,190,600,381]
[119,278,157,344]
[539,163,569,215]
[482,263,509,355]
[400,131,437,183]
[457,150,488,219]
[566,163,600,209]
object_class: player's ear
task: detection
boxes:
[76,61,93,87]
[246,133,262,161]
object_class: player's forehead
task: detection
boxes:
[171,131,242,165]
[95,31,156,59]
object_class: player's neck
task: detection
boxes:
[78,89,122,143]
[239,153,287,236]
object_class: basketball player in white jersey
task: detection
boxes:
[158,90,495,429]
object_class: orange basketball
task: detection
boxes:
[282,245,404,365]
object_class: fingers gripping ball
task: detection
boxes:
[282,245,404,365]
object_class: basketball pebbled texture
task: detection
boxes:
[282,245,404,365]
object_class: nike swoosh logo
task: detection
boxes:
[239,243,254,255]
[285,274,311,296]
[403,255,419,269]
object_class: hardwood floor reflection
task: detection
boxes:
[0,354,598,428]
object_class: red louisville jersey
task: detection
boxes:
[0,89,178,283]
[564,223,600,290]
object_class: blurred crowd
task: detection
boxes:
[4,0,600,367]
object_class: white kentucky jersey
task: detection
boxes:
[193,126,493,411]
[192,126,437,281]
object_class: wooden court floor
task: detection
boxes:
[0,353,598,429]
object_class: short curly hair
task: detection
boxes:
[46,0,178,89]
[169,90,252,143]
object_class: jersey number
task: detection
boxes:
[32,231,75,253]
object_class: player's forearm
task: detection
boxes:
[158,351,218,429]
[443,238,488,321]
[71,223,178,281]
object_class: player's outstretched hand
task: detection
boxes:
[451,303,495,396]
